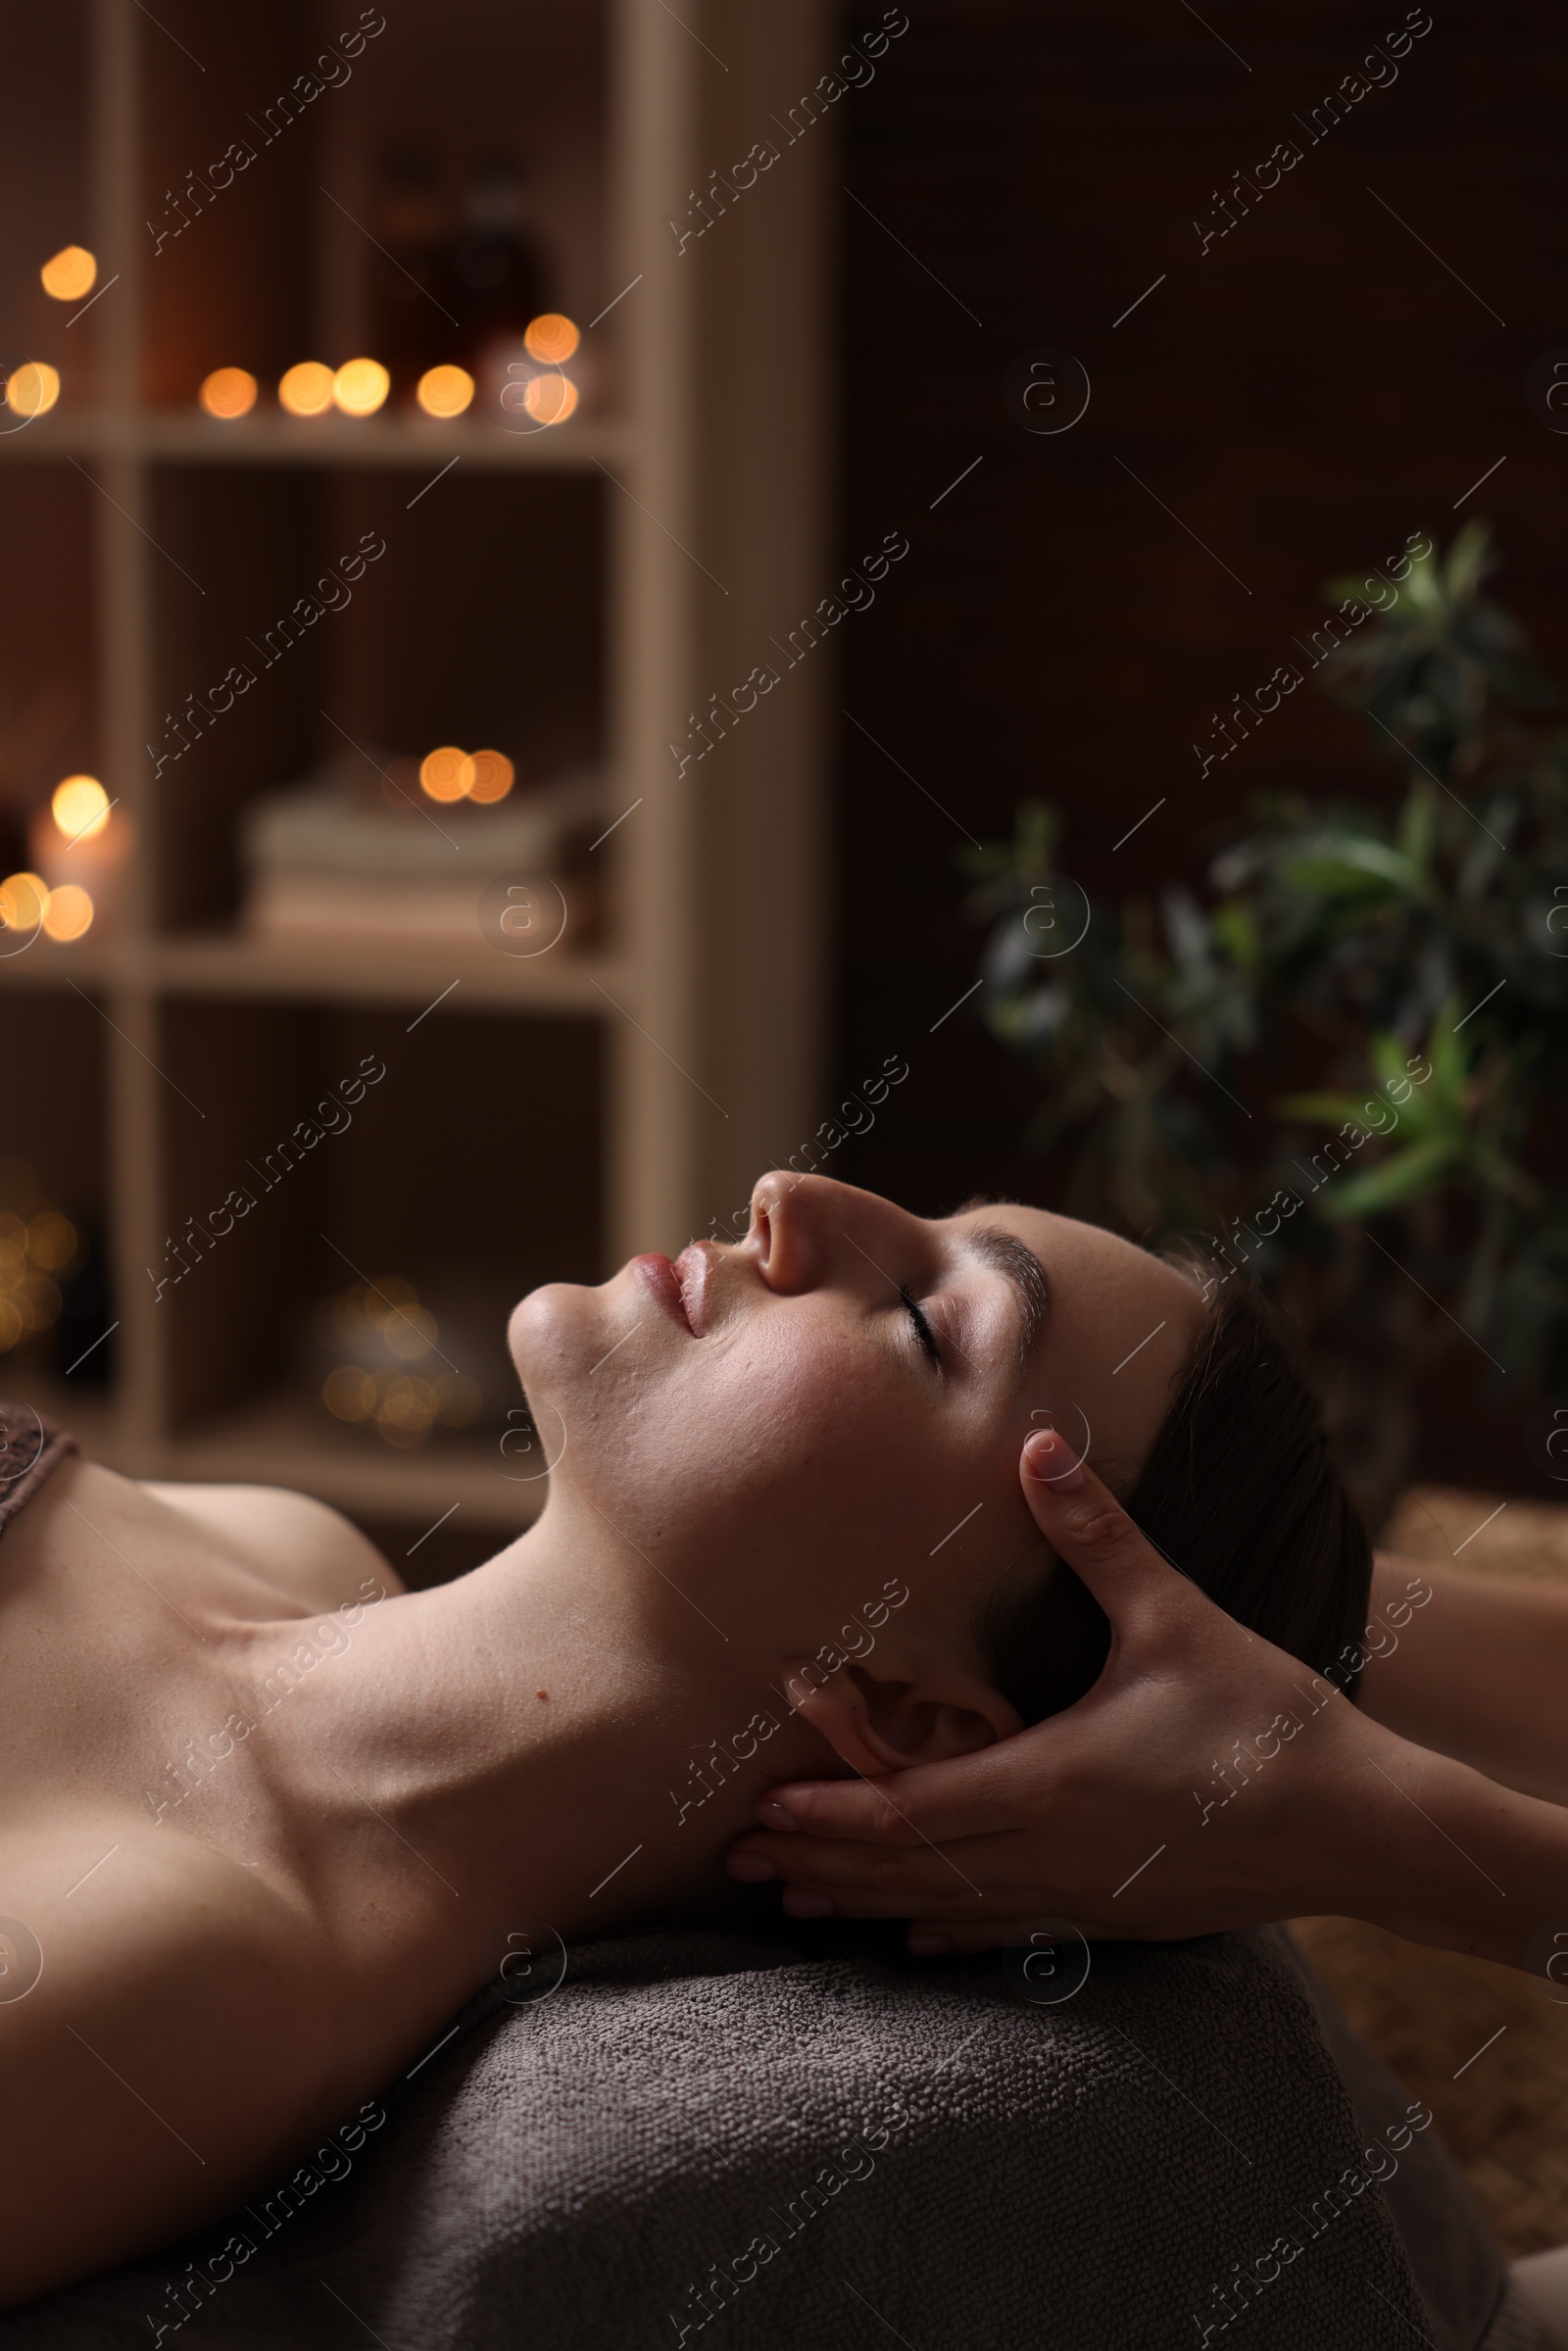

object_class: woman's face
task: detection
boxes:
[508,1174,1204,1699]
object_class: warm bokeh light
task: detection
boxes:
[378,1374,435,1443]
[0,873,48,933]
[416,364,474,419]
[42,884,93,942]
[383,1306,438,1360]
[40,245,96,302]
[318,1273,474,1448]
[524,313,581,364]
[278,361,335,417]
[368,1275,416,1314]
[5,363,60,419]
[419,746,469,803]
[522,373,578,425]
[323,1365,377,1422]
[199,367,258,419]
[466,749,514,803]
[332,357,390,416]
[51,775,109,841]
[24,1210,76,1271]
[0,1188,77,1353]
[416,747,516,802]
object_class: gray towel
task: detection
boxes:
[0,1924,1532,2349]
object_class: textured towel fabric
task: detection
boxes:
[1,1924,1528,2351]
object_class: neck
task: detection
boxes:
[254,1498,830,2001]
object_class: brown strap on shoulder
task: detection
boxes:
[0,1401,77,1535]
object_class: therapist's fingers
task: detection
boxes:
[728,1830,1046,1908]
[1017,1427,1196,1647]
[747,1435,1189,1850]
[751,1741,1038,1847]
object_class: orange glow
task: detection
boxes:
[522,373,578,425]
[24,1211,76,1271]
[524,313,580,365]
[466,750,514,803]
[332,357,390,416]
[199,367,258,419]
[0,874,48,934]
[42,884,93,942]
[419,746,469,803]
[51,775,110,841]
[416,364,474,418]
[5,363,60,419]
[40,245,96,302]
[278,361,335,417]
[15,1272,60,1332]
[323,1365,376,1422]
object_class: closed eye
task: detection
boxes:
[900,1283,941,1371]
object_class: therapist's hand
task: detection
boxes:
[726,1427,1403,1953]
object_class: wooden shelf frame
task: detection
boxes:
[5,0,832,1526]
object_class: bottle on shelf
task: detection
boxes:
[369,145,454,399]
[442,157,545,375]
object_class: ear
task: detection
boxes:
[782,1654,1023,1778]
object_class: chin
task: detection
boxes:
[506,1280,595,1387]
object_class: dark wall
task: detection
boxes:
[835,0,1568,1220]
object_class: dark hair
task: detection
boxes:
[978,1270,1372,1725]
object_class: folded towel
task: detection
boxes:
[1,1923,1528,2349]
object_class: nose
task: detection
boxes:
[748,1170,834,1294]
[747,1171,905,1297]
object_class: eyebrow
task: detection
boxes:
[961,1224,1052,1381]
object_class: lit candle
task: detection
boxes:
[27,777,132,934]
[200,367,258,418]
[416,365,474,418]
[279,362,335,417]
[4,363,60,418]
[40,247,96,302]
[332,358,390,416]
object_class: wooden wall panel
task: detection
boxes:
[833,0,1568,1489]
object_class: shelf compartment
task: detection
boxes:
[153,993,604,1444]
[136,0,610,420]
[0,460,101,877]
[0,987,113,1399]
[147,460,606,934]
[0,2,97,412]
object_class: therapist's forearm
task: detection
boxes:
[1358,1739,1568,1973]
[1361,1552,1568,1807]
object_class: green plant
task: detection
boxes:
[967,524,1568,1508]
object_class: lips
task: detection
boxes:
[630,1244,714,1336]
[672,1244,711,1336]
[632,1253,692,1332]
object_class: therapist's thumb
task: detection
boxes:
[1020,1428,1181,1622]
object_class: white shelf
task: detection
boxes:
[147,1398,548,1534]
[12,0,832,1543]
[0,407,634,474]
[5,1369,543,1534]
[0,932,636,1012]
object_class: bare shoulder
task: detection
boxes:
[0,1821,358,2309]
[139,1478,406,1608]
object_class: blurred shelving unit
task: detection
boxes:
[0,0,831,1540]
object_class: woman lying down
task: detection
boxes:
[0,1171,1368,2309]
